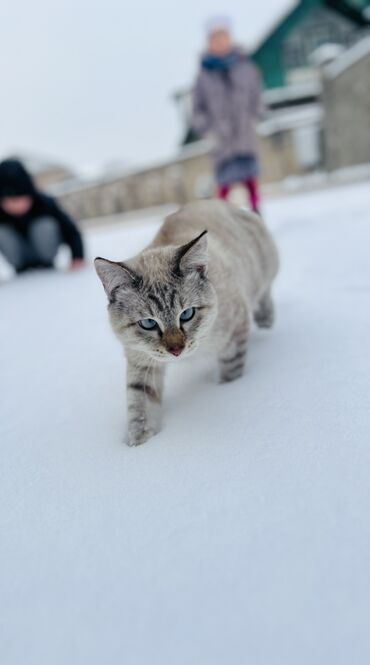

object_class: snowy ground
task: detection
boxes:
[1,183,370,665]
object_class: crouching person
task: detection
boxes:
[0,158,84,274]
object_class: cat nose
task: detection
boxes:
[169,345,184,356]
[163,327,186,356]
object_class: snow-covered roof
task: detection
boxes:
[259,103,323,136]
[263,81,322,106]
[325,35,370,79]
[309,43,345,67]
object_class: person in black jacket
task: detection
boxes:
[0,158,84,273]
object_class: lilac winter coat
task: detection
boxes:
[192,50,263,167]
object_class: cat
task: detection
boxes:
[95,200,279,446]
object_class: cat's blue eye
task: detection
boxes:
[180,307,195,322]
[138,318,158,330]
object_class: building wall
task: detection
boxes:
[323,48,370,169]
[59,151,214,220]
[34,167,73,189]
[259,130,315,181]
[58,128,317,221]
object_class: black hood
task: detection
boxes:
[0,159,36,197]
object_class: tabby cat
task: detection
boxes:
[95,200,279,446]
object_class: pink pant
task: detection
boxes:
[217,178,260,211]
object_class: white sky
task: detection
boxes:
[0,0,292,174]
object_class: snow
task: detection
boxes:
[1,182,370,664]
[325,35,370,80]
[262,80,321,106]
[258,103,322,136]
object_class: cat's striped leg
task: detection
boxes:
[126,356,165,446]
[218,313,250,383]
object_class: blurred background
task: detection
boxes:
[2,4,370,664]
[1,0,369,220]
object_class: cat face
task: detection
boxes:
[95,231,218,362]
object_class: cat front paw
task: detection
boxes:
[127,422,160,447]
[219,367,244,383]
[254,309,274,329]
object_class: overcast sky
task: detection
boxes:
[0,0,292,174]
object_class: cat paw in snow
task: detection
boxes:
[127,424,160,447]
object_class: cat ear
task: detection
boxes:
[175,230,208,276]
[94,257,138,298]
